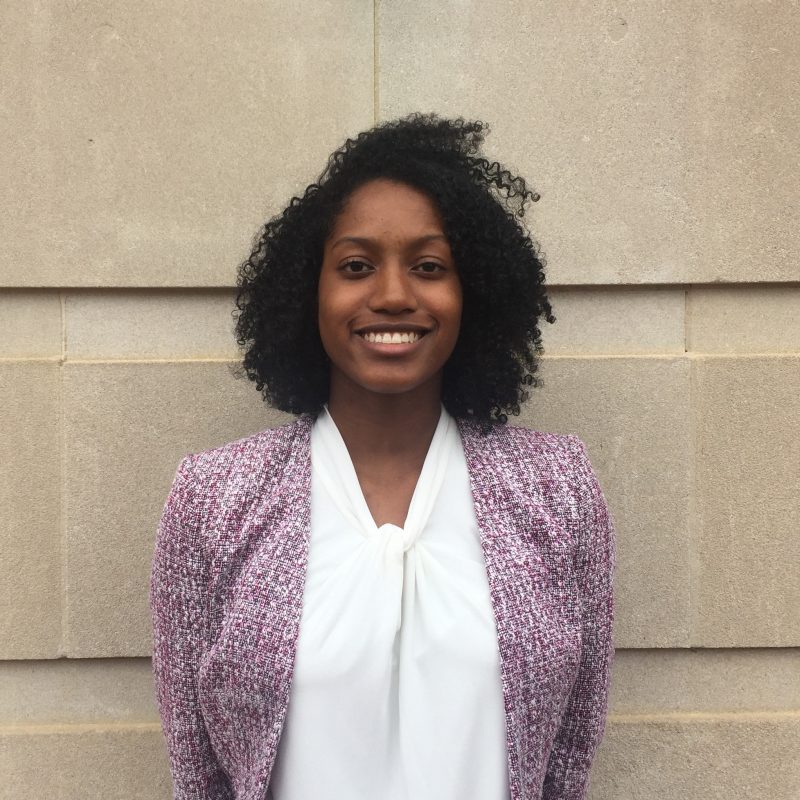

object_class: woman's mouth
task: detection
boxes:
[359,330,425,344]
[356,328,430,357]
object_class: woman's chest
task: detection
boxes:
[199,486,583,713]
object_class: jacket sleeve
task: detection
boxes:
[149,455,234,800]
[542,436,616,800]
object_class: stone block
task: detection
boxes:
[0,1,373,287]
[379,0,698,284]
[686,4,800,282]
[65,290,238,359]
[589,713,800,800]
[0,658,157,724]
[521,355,692,647]
[380,1,800,284]
[63,360,291,656]
[0,362,62,658]
[609,648,800,714]
[693,355,800,646]
[688,286,800,354]
[544,287,685,355]
[0,725,170,800]
[0,292,62,357]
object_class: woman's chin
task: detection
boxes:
[338,371,442,400]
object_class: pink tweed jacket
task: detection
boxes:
[149,413,615,800]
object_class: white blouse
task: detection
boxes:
[268,403,510,800]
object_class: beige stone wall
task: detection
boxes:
[1,2,798,797]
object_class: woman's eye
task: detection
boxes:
[415,261,444,274]
[342,260,372,274]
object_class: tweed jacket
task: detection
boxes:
[149,413,616,800]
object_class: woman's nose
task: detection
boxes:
[368,264,417,312]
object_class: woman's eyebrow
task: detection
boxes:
[330,234,448,250]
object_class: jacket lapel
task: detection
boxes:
[456,417,528,800]
[198,414,315,794]
[455,417,581,800]
[250,414,315,784]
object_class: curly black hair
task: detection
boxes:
[233,112,556,430]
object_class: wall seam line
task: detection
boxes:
[59,292,67,657]
[686,286,700,649]
[608,709,800,723]
[2,353,799,365]
[373,0,380,123]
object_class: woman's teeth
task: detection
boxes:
[361,331,422,344]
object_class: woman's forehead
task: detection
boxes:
[328,179,446,239]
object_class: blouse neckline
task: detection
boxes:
[313,402,453,550]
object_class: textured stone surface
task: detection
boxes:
[609,648,800,714]
[2,1,799,796]
[685,2,800,283]
[688,286,800,354]
[4,712,798,800]
[544,287,685,355]
[0,362,62,658]
[0,1,373,287]
[379,0,696,284]
[63,361,291,656]
[380,0,800,284]
[0,659,157,724]
[589,714,800,800]
[5,648,798,725]
[65,286,690,360]
[0,725,170,800]
[65,290,238,359]
[0,292,62,357]
[520,355,692,647]
[693,355,800,646]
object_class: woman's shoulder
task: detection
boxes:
[457,415,586,464]
[495,423,610,519]
[197,413,310,460]
[503,423,601,490]
[154,416,316,567]
[176,414,314,500]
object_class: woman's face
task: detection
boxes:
[318,178,462,400]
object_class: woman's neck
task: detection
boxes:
[325,376,443,467]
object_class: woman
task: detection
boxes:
[150,113,615,800]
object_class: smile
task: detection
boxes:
[358,331,426,344]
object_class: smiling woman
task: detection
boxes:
[318,179,463,409]
[232,114,555,428]
[149,113,616,800]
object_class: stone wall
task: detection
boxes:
[1,2,798,797]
